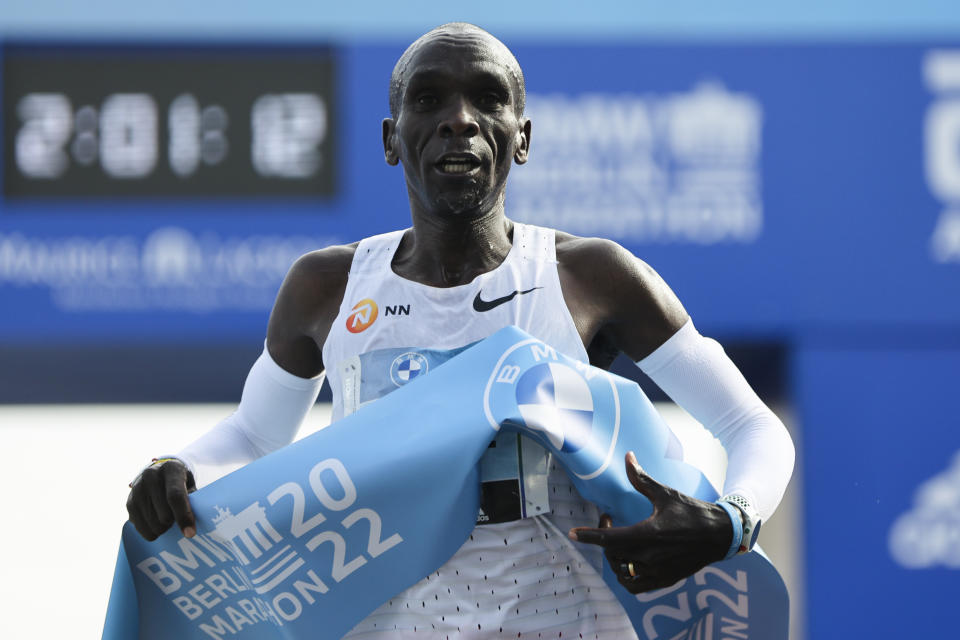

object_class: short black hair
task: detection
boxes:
[388,23,525,120]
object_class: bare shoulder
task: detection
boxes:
[278,242,358,315]
[554,231,665,303]
[287,242,358,286]
[266,242,359,377]
[555,231,642,277]
[554,230,688,361]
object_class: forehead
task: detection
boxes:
[399,32,521,92]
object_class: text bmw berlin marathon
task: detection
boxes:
[135,459,402,639]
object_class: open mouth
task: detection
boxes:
[435,153,482,175]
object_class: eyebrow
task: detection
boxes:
[403,67,513,97]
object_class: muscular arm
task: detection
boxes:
[559,235,792,512]
[265,245,354,377]
[126,245,354,540]
[558,236,794,591]
[556,235,688,366]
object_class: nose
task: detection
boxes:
[437,96,480,138]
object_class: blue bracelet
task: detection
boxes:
[716,500,743,560]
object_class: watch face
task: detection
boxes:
[749,519,762,549]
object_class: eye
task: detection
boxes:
[477,92,505,110]
[415,93,438,108]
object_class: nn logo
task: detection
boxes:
[346,298,378,333]
[384,304,410,316]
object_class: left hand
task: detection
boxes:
[569,451,733,593]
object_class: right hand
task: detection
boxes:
[126,458,197,541]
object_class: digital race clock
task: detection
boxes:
[1,43,338,198]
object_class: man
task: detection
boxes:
[127,23,794,638]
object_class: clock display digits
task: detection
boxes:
[2,44,337,198]
[251,93,327,179]
[99,93,158,179]
[15,93,72,179]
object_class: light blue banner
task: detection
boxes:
[103,326,787,639]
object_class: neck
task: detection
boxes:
[394,204,514,287]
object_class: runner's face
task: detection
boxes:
[385,35,530,218]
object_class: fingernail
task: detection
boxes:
[568,530,578,541]
[627,451,641,468]
[184,526,196,538]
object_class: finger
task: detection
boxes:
[568,524,608,546]
[617,573,649,594]
[149,481,175,530]
[620,573,686,595]
[624,451,667,503]
[611,559,657,594]
[569,510,609,543]
[128,472,165,541]
[575,515,655,548]
[164,463,197,538]
[128,493,161,541]
[569,510,617,544]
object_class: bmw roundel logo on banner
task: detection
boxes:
[390,352,430,386]
[484,338,621,480]
[515,363,594,453]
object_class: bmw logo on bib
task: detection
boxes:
[483,338,621,480]
[390,352,429,386]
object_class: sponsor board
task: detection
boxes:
[510,83,763,245]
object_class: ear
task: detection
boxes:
[382,118,399,166]
[513,117,532,165]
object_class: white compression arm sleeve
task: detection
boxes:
[637,319,795,521]
[176,345,325,487]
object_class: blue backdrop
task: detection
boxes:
[2,42,957,340]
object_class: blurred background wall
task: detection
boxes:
[1,2,959,638]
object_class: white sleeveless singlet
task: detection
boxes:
[322,223,637,639]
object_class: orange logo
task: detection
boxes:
[346,298,378,333]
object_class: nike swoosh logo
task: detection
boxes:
[473,286,542,312]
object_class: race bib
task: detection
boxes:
[477,431,550,524]
[340,344,552,524]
